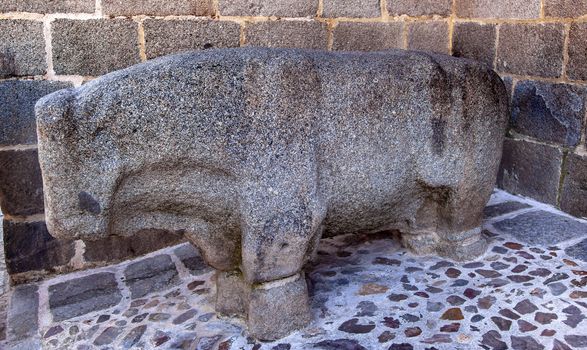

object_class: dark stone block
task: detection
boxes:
[7,284,38,342]
[245,21,328,50]
[567,23,587,81]
[103,0,212,16]
[0,20,46,77]
[455,0,540,18]
[332,22,403,51]
[484,201,531,218]
[0,149,44,217]
[493,210,587,245]
[144,19,240,59]
[560,153,587,218]
[52,19,140,76]
[388,0,451,16]
[0,80,72,146]
[0,0,94,13]
[49,272,122,321]
[4,220,75,274]
[323,0,380,18]
[124,254,180,299]
[496,23,564,77]
[565,238,587,262]
[544,0,587,18]
[452,22,496,66]
[83,229,184,262]
[497,139,562,205]
[174,244,212,275]
[218,0,317,17]
[407,21,449,54]
[511,80,587,147]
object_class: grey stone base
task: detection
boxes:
[216,271,311,341]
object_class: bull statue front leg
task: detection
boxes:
[215,174,326,340]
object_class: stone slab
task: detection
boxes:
[102,0,212,16]
[49,272,122,321]
[560,153,587,218]
[7,284,38,342]
[484,201,531,219]
[493,210,587,245]
[332,22,403,51]
[124,255,180,299]
[0,0,94,13]
[452,22,496,66]
[218,0,317,17]
[173,244,212,275]
[0,20,46,77]
[323,0,380,18]
[564,238,587,262]
[0,149,45,217]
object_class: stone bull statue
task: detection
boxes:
[36,48,508,340]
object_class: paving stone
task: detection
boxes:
[564,335,587,348]
[552,339,573,350]
[565,238,587,263]
[144,19,240,59]
[120,325,147,349]
[517,319,537,332]
[124,254,180,299]
[84,229,184,263]
[491,316,512,331]
[49,272,122,321]
[323,0,380,17]
[452,22,496,66]
[511,80,587,147]
[388,0,451,16]
[246,21,328,49]
[338,318,375,334]
[407,21,449,54]
[481,330,507,350]
[497,139,562,205]
[314,338,368,349]
[0,0,94,13]
[103,0,211,16]
[493,210,587,245]
[332,22,403,52]
[0,20,46,77]
[52,19,140,76]
[93,326,123,346]
[219,0,316,16]
[513,300,538,314]
[560,153,587,218]
[484,201,531,219]
[511,335,544,350]
[3,220,75,275]
[0,80,72,146]
[440,308,464,320]
[548,282,567,296]
[455,0,540,18]
[567,23,587,81]
[173,244,212,275]
[0,149,44,217]
[7,284,38,342]
[496,24,564,77]
[535,312,557,324]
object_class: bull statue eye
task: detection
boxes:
[78,191,101,214]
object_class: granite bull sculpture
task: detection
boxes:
[36,48,509,340]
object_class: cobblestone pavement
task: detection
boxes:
[2,190,587,350]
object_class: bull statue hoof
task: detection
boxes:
[36,48,509,340]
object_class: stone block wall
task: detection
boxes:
[0,0,586,283]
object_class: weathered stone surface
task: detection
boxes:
[219,0,317,17]
[84,229,183,262]
[455,0,540,18]
[0,20,46,77]
[544,0,587,18]
[37,48,508,339]
[49,272,122,321]
[332,22,403,52]
[496,24,564,77]
[0,80,72,146]
[0,149,45,217]
[52,19,140,76]
[144,19,240,59]
[567,23,587,81]
[565,238,587,262]
[493,210,587,245]
[124,255,180,299]
[174,244,213,275]
[103,0,212,16]
[452,22,496,66]
[497,139,562,205]
[388,0,451,16]
[407,21,449,54]
[323,0,380,18]
[511,81,587,147]
[245,21,328,49]
[483,201,530,218]
[0,0,94,13]
[560,154,587,218]
[4,220,75,274]
[7,285,38,342]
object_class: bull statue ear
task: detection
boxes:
[35,48,508,340]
